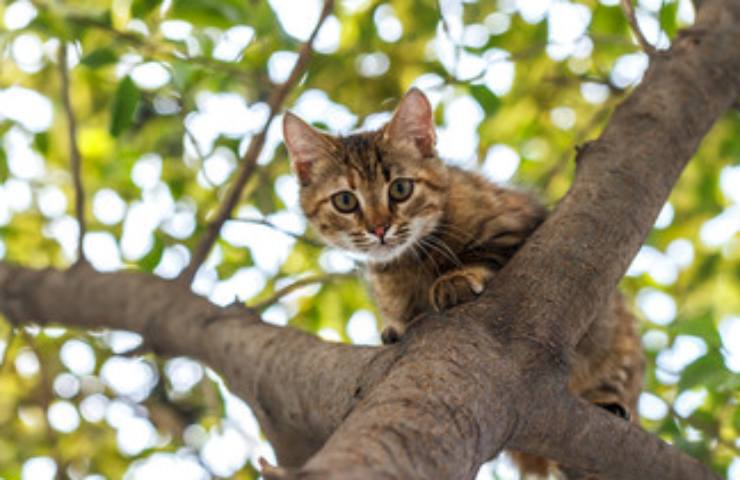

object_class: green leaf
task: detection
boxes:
[659,1,679,38]
[109,76,141,137]
[136,234,165,272]
[673,311,721,348]
[678,352,727,391]
[688,410,719,435]
[0,148,7,183]
[132,0,162,18]
[216,241,253,279]
[169,0,249,28]
[81,48,118,68]
[470,84,501,116]
[33,132,49,155]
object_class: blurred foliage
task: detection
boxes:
[0,0,738,478]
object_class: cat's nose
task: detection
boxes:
[372,225,388,241]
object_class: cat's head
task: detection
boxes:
[283,88,448,264]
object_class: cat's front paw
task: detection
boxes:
[429,265,494,311]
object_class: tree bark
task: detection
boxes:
[0,0,738,478]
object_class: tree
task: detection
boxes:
[0,0,738,478]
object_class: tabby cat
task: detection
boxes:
[283,88,644,478]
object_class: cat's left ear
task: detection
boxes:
[283,112,335,186]
[384,88,436,157]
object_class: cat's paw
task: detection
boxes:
[381,326,402,344]
[429,265,494,311]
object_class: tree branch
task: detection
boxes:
[251,272,356,311]
[620,0,659,55]
[0,263,718,479]
[0,261,375,465]
[1,0,737,479]
[490,0,740,351]
[178,0,335,284]
[58,42,87,263]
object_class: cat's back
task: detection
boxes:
[442,165,547,252]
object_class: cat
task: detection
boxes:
[283,88,644,478]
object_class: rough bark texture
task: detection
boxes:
[0,0,738,478]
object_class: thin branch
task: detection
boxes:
[621,0,659,55]
[231,217,324,247]
[178,0,335,284]
[182,120,220,192]
[0,327,16,370]
[58,42,87,263]
[251,272,356,311]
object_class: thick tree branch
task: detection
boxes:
[489,0,740,351]
[0,262,374,465]
[179,0,335,284]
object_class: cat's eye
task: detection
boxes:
[331,191,359,213]
[389,178,414,202]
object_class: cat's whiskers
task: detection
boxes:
[428,234,463,267]
[413,239,441,276]
[419,236,462,269]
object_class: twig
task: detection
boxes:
[231,217,324,247]
[58,42,87,263]
[178,0,335,284]
[620,0,658,55]
[0,328,16,370]
[182,120,220,192]
[250,272,355,311]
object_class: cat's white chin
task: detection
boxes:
[364,243,411,264]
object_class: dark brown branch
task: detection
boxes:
[58,42,87,262]
[620,0,659,55]
[178,0,335,284]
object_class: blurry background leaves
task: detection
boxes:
[0,0,738,479]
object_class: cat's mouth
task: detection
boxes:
[357,217,439,264]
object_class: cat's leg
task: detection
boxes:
[428,264,495,311]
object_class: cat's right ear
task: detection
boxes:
[283,112,334,186]
[384,88,436,157]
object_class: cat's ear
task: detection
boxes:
[384,88,436,157]
[283,112,335,186]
